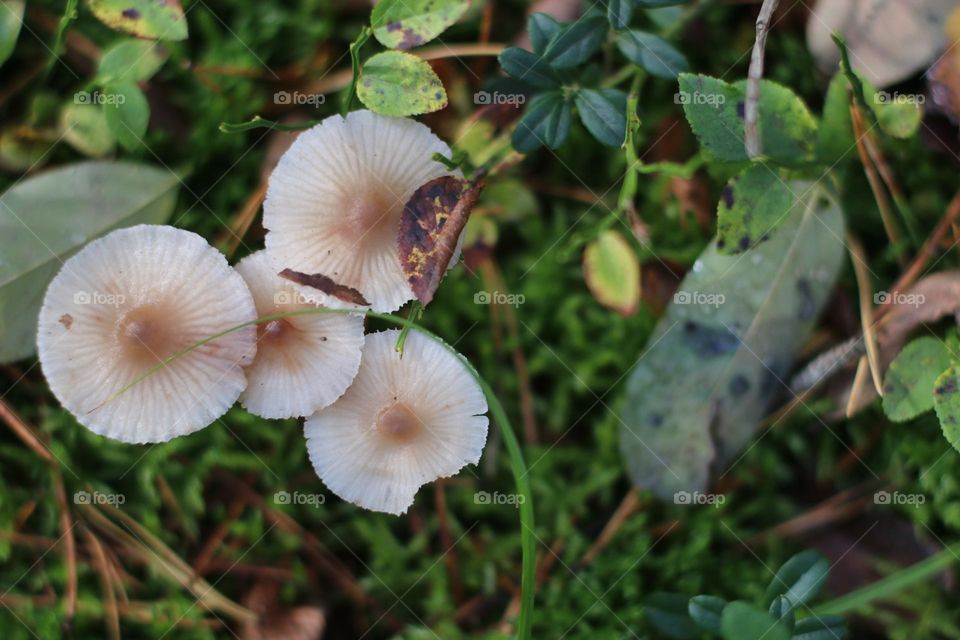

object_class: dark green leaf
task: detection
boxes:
[575,88,627,146]
[636,0,689,6]
[688,595,726,634]
[103,82,150,151]
[357,51,447,116]
[498,47,561,89]
[607,0,633,30]
[0,162,178,362]
[542,16,606,69]
[764,550,829,608]
[677,74,818,164]
[934,365,960,454]
[792,615,847,640]
[617,30,688,78]
[883,337,954,422]
[0,0,24,67]
[87,0,188,40]
[621,185,844,499]
[512,91,571,152]
[721,602,790,640]
[768,596,796,633]
[528,12,561,54]
[645,592,701,639]
[370,0,470,50]
[716,163,795,254]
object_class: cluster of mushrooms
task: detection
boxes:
[36,110,489,515]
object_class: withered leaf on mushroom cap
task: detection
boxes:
[398,176,483,305]
[278,269,370,306]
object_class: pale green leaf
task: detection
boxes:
[583,230,640,315]
[883,337,954,422]
[357,51,447,117]
[720,602,789,640]
[59,103,116,157]
[97,38,168,84]
[103,82,150,151]
[620,184,845,499]
[0,0,24,66]
[0,162,179,362]
[88,0,188,41]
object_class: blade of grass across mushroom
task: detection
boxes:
[219,116,322,133]
[91,306,536,639]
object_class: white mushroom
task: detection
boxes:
[235,250,364,419]
[263,110,457,312]
[304,329,488,515]
[37,225,258,443]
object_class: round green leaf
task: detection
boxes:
[357,51,447,117]
[0,161,179,362]
[883,336,954,422]
[720,602,790,640]
[88,0,188,41]
[583,230,640,315]
[371,0,470,50]
[97,38,168,84]
[103,82,150,151]
[0,0,25,67]
[644,592,701,639]
[677,73,818,165]
[575,88,628,147]
[617,30,688,78]
[60,103,116,157]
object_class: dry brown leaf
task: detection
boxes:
[398,176,483,305]
[278,269,370,306]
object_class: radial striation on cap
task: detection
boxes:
[304,330,488,515]
[264,110,458,313]
[236,250,364,419]
[37,225,258,443]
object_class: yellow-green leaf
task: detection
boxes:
[87,0,188,41]
[60,103,116,157]
[357,51,447,117]
[371,0,470,50]
[583,230,640,316]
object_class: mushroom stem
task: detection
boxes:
[99,306,537,640]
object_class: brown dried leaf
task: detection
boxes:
[398,176,483,305]
[278,269,370,306]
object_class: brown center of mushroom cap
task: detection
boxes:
[117,305,181,365]
[376,402,422,443]
[258,318,294,344]
[338,187,399,239]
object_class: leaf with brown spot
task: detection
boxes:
[398,176,483,305]
[278,269,370,306]
[87,0,188,41]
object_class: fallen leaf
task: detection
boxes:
[398,176,483,305]
[278,269,370,306]
[620,183,845,500]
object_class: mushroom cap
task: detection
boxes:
[304,329,488,515]
[235,250,364,419]
[263,110,457,312]
[37,225,258,443]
